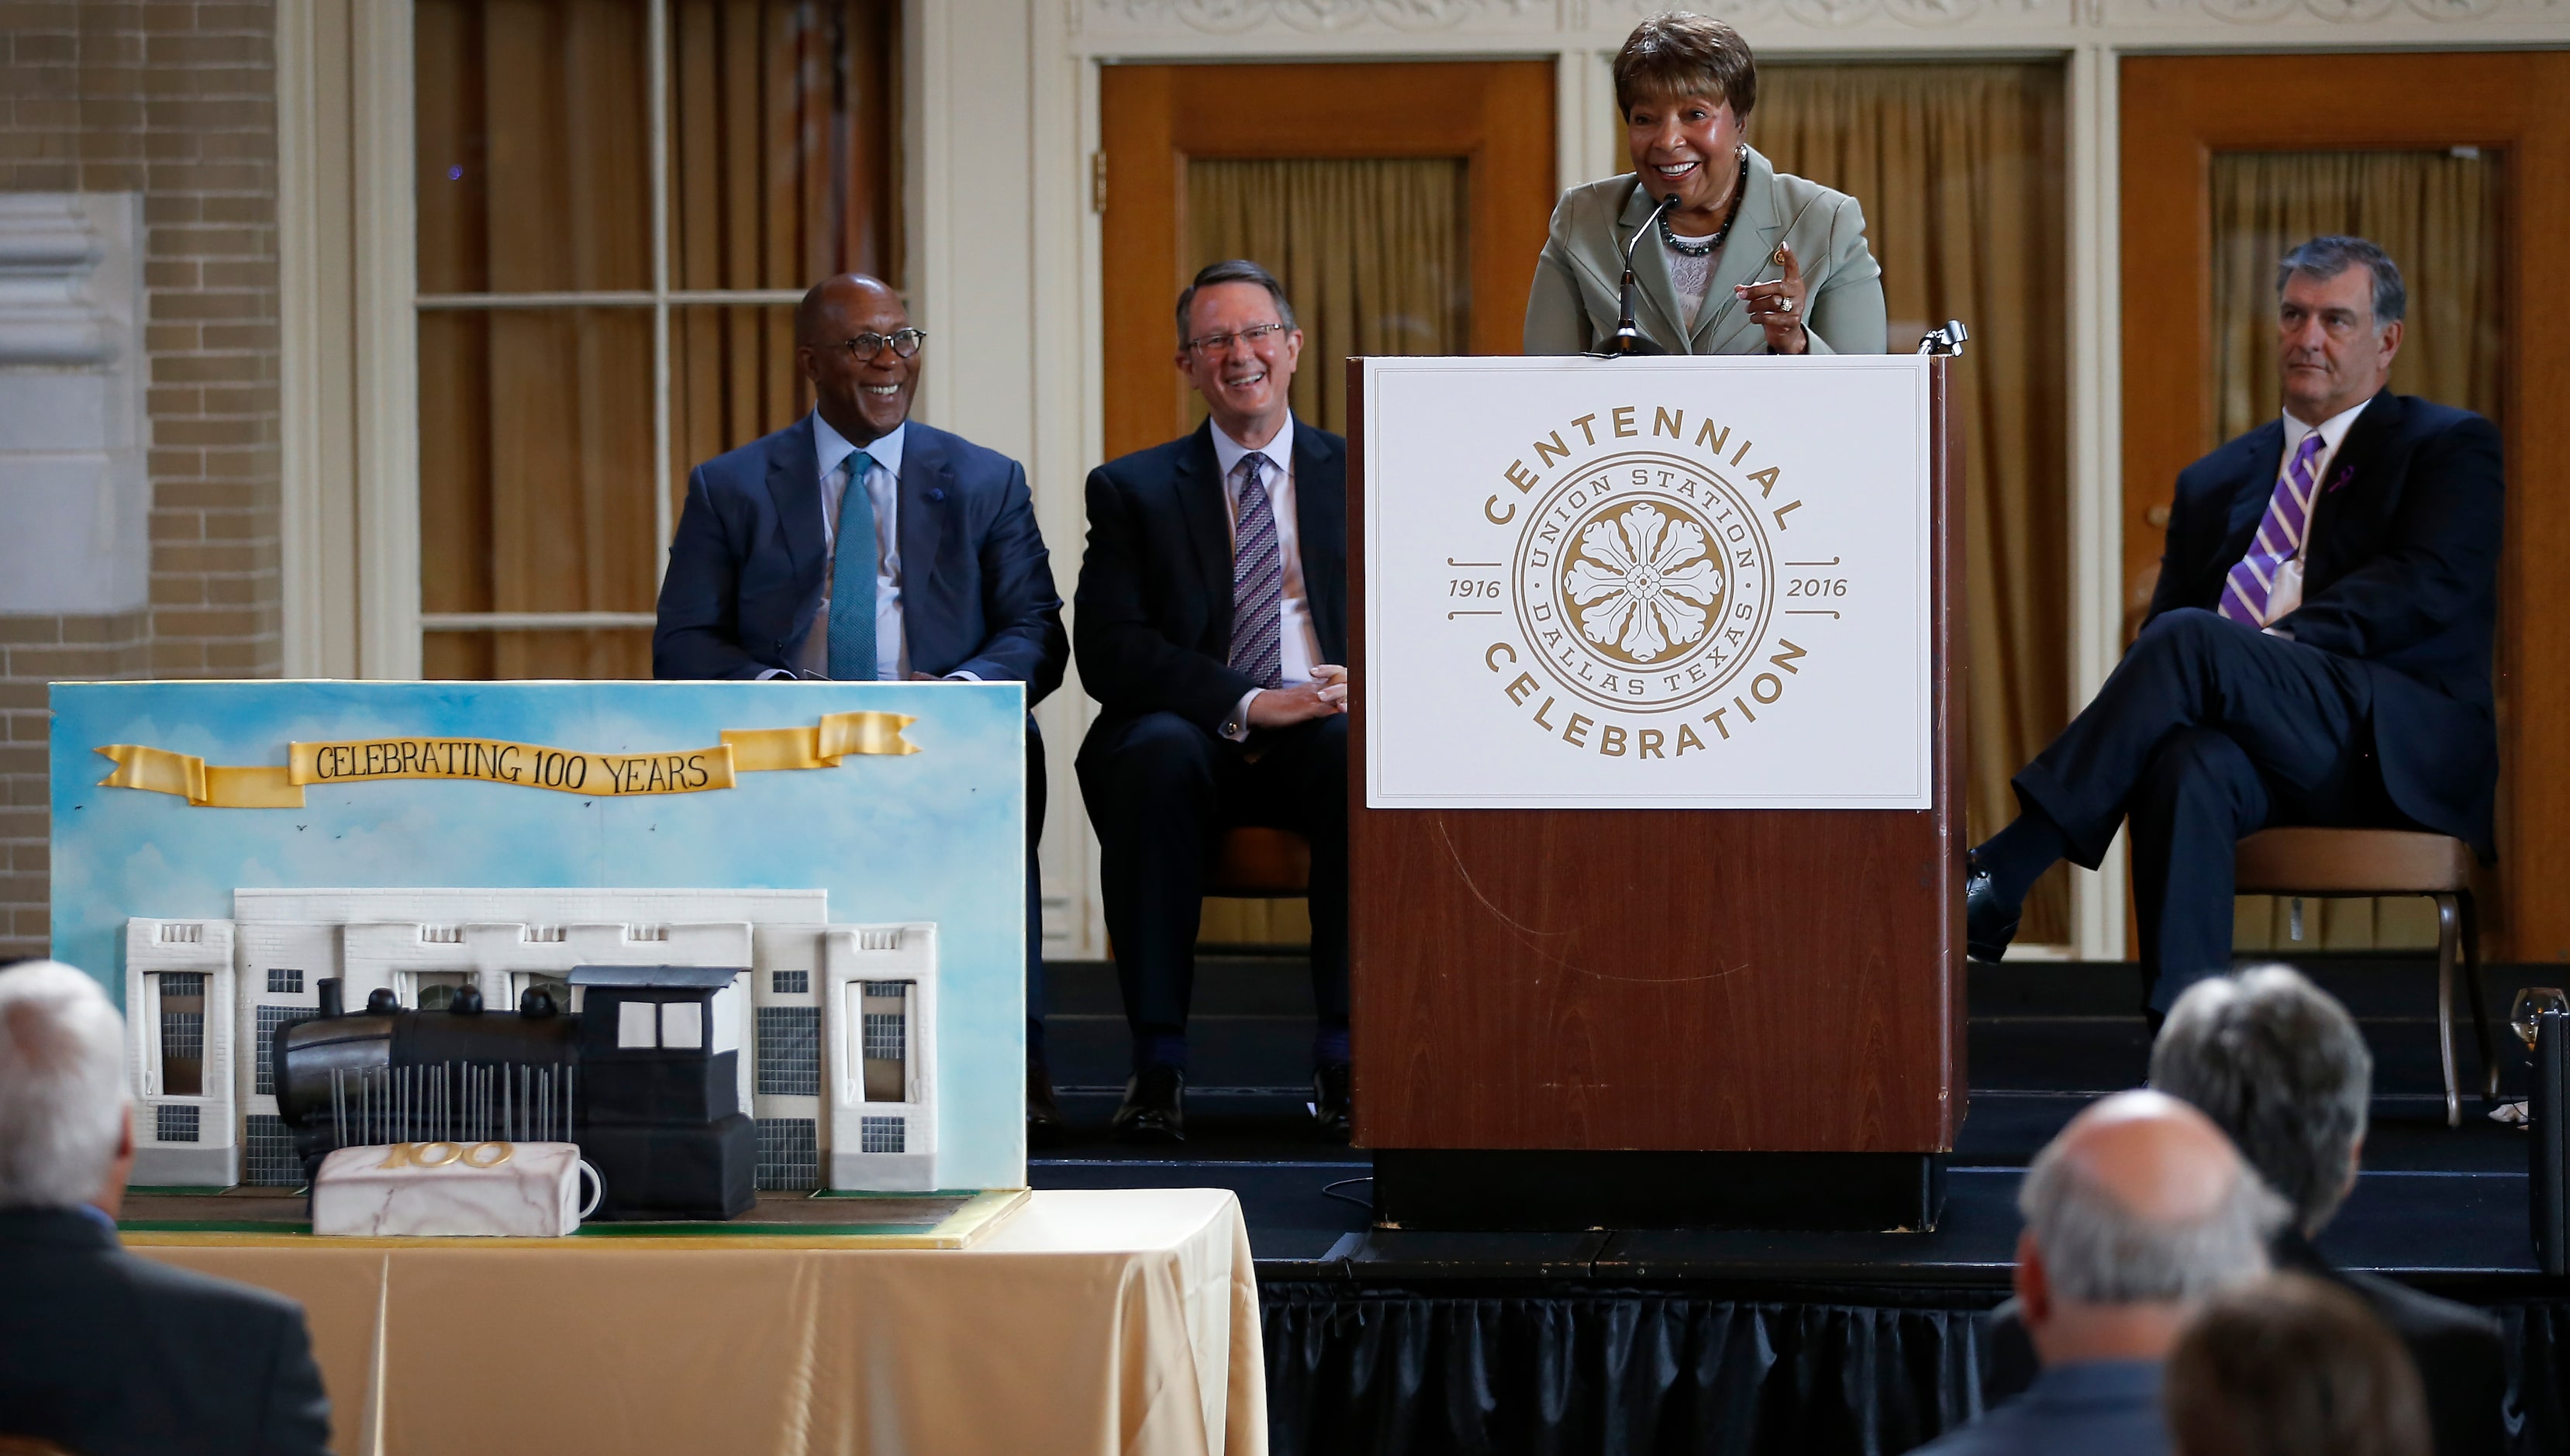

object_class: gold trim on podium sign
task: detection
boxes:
[95,711,919,809]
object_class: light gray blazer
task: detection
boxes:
[1523,147,1888,357]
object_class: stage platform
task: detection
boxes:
[1036,954,2569,1454]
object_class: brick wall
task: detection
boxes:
[0,2,281,961]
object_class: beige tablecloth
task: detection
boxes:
[134,1188,1265,1456]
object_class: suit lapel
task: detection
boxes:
[2303,389,2400,584]
[1175,422,1232,643]
[2219,421,2288,561]
[1699,149,1789,355]
[766,416,826,590]
[896,423,955,664]
[1292,422,1347,662]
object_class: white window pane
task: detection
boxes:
[617,999,657,1049]
[661,1000,703,1051]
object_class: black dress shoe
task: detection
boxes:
[1311,1061,1352,1142]
[1026,1054,1068,1149]
[1111,1065,1186,1144]
[1965,853,2022,963]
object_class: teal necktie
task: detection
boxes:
[826,451,878,681]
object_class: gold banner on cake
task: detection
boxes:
[95,711,919,809]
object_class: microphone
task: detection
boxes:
[1599,188,1685,359]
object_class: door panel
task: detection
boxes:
[1100,61,1555,461]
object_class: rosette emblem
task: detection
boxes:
[1561,502,1727,664]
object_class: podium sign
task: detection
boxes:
[1347,355,1963,1230]
[1363,355,1933,810]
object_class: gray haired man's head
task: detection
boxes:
[2151,964,2372,1237]
[0,961,130,1210]
[2020,1089,2286,1305]
[2278,236,2406,328]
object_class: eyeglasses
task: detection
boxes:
[1184,322,1288,357]
[833,329,927,361]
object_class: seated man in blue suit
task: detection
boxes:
[1965,236,2503,1017]
[1075,260,1352,1144]
[654,274,1071,1141]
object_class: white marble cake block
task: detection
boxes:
[312,1141,583,1237]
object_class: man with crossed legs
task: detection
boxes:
[1965,237,2502,1019]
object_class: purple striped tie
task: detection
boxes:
[2218,432,2326,629]
[1227,453,1284,690]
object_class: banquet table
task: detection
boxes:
[129,1187,1264,1456]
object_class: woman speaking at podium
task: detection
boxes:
[1524,13,1887,358]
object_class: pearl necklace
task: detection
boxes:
[1657,147,1751,258]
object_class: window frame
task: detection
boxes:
[405,0,809,656]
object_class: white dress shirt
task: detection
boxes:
[787,412,908,680]
[2256,395,2370,631]
[1211,414,1324,740]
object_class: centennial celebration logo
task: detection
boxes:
[1462,404,1833,759]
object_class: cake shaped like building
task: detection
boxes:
[122,888,940,1195]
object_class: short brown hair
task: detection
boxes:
[1613,12,1758,121]
[2165,1273,2430,1456]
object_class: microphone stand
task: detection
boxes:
[1594,188,1684,359]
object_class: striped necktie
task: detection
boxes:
[826,451,878,681]
[2218,431,2325,630]
[1227,452,1284,690]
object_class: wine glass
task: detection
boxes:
[2511,987,2568,1052]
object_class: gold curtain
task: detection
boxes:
[415,0,900,682]
[1185,158,1469,436]
[1180,157,1468,947]
[2210,150,2505,953]
[1756,64,2073,945]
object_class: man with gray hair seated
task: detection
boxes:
[2151,965,2506,1456]
[0,961,330,1454]
[1918,1089,2285,1455]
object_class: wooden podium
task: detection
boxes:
[1347,354,1961,1230]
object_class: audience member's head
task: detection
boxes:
[0,961,133,1216]
[2015,1089,2286,1369]
[2165,1271,2430,1456]
[2152,965,2369,1239]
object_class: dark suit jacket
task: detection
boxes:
[653,416,1067,695]
[0,1207,330,1455]
[2144,389,2503,856]
[1978,1232,2510,1456]
[1073,419,1348,736]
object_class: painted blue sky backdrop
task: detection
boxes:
[50,679,1026,1188]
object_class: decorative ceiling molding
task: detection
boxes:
[1079,0,2561,47]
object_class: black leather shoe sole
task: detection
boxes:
[1110,1109,1185,1144]
[1964,856,2021,964]
[1311,1063,1352,1141]
[1111,1070,1186,1144]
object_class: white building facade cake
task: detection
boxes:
[123,887,939,1193]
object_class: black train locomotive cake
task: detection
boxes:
[274,965,756,1220]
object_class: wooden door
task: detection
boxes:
[1098,60,1557,462]
[2121,53,2570,961]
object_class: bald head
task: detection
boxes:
[2057,1089,2244,1227]
[2020,1089,2285,1307]
[796,273,902,348]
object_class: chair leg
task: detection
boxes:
[2434,894,2461,1128]
[2460,892,2499,1102]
